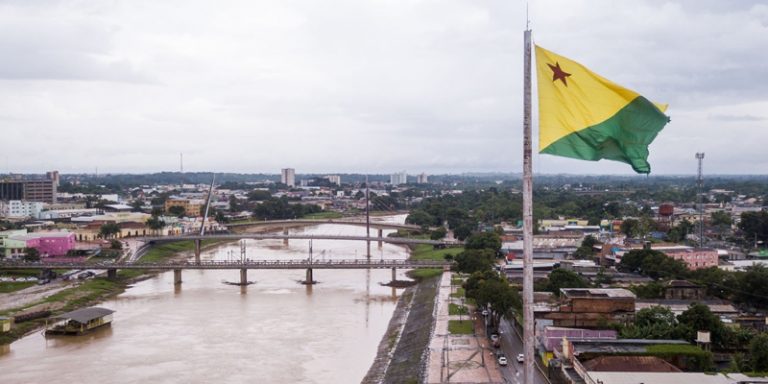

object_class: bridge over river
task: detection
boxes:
[0,259,453,286]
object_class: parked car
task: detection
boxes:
[498,355,508,366]
[517,353,524,363]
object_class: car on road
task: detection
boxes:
[517,353,524,363]
[497,355,508,366]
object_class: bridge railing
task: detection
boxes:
[0,259,453,269]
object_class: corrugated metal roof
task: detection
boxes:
[55,307,114,323]
[583,355,681,372]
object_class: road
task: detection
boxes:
[497,318,550,384]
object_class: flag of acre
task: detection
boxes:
[535,45,669,174]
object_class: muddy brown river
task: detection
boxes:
[1,216,409,384]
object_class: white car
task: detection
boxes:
[517,353,524,363]
[498,356,508,366]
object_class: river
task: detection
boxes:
[1,216,410,384]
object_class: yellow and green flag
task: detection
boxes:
[535,45,669,174]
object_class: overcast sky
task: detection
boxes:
[0,0,766,176]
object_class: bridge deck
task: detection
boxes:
[140,234,455,246]
[0,259,452,270]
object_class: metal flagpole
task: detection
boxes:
[522,28,535,384]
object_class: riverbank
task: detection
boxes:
[362,242,462,384]
[0,240,227,345]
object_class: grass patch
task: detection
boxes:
[408,268,443,280]
[449,303,468,315]
[448,320,474,335]
[450,287,465,298]
[409,244,463,261]
[0,269,42,278]
[0,281,36,293]
[303,211,344,219]
[140,239,228,263]
[451,277,463,285]
[140,241,197,263]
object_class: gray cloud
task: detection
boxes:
[0,0,765,175]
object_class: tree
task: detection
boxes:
[99,223,121,239]
[465,232,502,254]
[573,235,598,259]
[465,271,521,331]
[23,247,40,262]
[406,210,437,227]
[621,218,641,238]
[247,190,272,201]
[740,211,768,244]
[454,249,495,274]
[750,333,768,371]
[146,215,166,235]
[635,305,676,329]
[677,303,726,347]
[736,265,768,308]
[453,224,473,241]
[110,239,123,250]
[538,269,588,296]
[711,211,732,227]
[618,249,689,280]
[430,227,447,240]
[168,205,186,217]
[629,281,665,299]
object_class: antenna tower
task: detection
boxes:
[696,153,705,247]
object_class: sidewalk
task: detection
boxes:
[425,272,504,383]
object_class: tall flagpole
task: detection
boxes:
[522,28,535,384]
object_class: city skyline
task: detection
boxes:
[0,1,766,175]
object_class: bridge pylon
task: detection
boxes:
[194,239,201,265]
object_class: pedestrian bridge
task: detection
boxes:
[226,218,425,231]
[139,233,453,246]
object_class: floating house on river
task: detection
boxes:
[45,307,114,336]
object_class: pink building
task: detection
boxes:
[10,232,76,257]
[664,248,719,270]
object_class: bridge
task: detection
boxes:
[0,259,453,286]
[226,218,425,231]
[130,234,459,265]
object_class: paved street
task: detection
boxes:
[496,318,551,384]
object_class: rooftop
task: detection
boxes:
[54,307,114,324]
[587,371,765,384]
[561,288,636,299]
[582,355,681,372]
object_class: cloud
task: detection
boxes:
[709,114,766,122]
[0,0,765,175]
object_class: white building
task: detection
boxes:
[416,173,429,184]
[390,171,407,185]
[324,175,341,185]
[281,168,296,187]
[0,200,44,219]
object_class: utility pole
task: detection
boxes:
[365,175,371,258]
[696,153,705,247]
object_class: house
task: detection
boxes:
[664,280,706,300]
[45,307,115,335]
[0,316,10,333]
[536,288,635,328]
[5,231,76,258]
